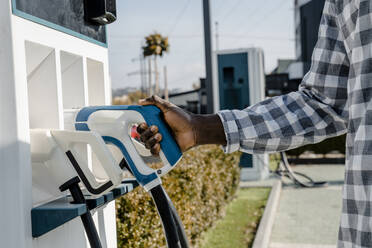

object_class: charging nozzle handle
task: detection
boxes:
[141,106,182,165]
[74,105,182,167]
[52,130,122,195]
[116,105,183,190]
[138,106,182,177]
[74,105,182,190]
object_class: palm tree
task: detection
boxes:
[142,33,169,95]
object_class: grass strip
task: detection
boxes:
[200,188,271,248]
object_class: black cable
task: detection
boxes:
[273,152,328,188]
[253,152,327,187]
[120,158,189,248]
[231,0,288,46]
[60,177,102,248]
[217,0,245,24]
[168,0,191,36]
[150,185,182,248]
[165,191,190,248]
[70,185,103,248]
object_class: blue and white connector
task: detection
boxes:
[71,105,182,191]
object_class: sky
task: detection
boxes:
[108,0,295,91]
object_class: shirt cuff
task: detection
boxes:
[217,110,240,153]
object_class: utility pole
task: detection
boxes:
[140,54,146,95]
[202,0,214,113]
[131,54,146,94]
[140,40,147,96]
[163,66,169,101]
[215,21,219,51]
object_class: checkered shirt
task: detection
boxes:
[218,0,372,247]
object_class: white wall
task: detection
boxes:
[0,1,117,247]
[0,1,33,247]
[87,58,106,106]
[61,51,87,109]
[26,43,62,129]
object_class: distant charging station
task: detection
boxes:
[213,48,270,181]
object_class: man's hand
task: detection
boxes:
[137,95,226,155]
[137,95,196,154]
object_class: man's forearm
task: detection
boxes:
[192,114,227,146]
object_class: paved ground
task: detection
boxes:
[270,164,344,248]
[241,164,345,248]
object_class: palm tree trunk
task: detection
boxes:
[148,57,152,95]
[163,66,169,101]
[154,56,159,95]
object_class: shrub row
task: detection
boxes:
[116,145,241,247]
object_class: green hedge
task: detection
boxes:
[116,145,241,247]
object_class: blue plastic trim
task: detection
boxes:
[112,184,129,198]
[112,180,138,198]
[102,136,158,186]
[85,195,105,210]
[11,0,107,47]
[75,123,90,131]
[31,197,87,237]
[103,191,114,203]
[122,179,139,188]
[31,181,139,238]
[75,105,182,166]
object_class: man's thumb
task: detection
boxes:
[138,95,168,112]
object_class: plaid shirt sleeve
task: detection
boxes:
[218,0,349,154]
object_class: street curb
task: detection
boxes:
[251,179,282,248]
[270,243,336,248]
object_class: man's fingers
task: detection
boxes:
[145,133,162,149]
[137,123,162,155]
[140,125,158,142]
[150,143,161,155]
[138,95,169,112]
[137,123,148,134]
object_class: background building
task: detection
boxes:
[266,59,301,97]
[266,0,326,97]
[167,78,208,114]
[295,0,326,73]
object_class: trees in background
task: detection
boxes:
[142,32,169,96]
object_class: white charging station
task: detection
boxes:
[0,1,119,247]
[212,48,270,181]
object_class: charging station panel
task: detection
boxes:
[218,52,250,110]
[217,51,253,168]
[214,48,269,181]
[12,0,107,46]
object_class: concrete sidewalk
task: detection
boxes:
[270,164,344,248]
[240,164,345,248]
